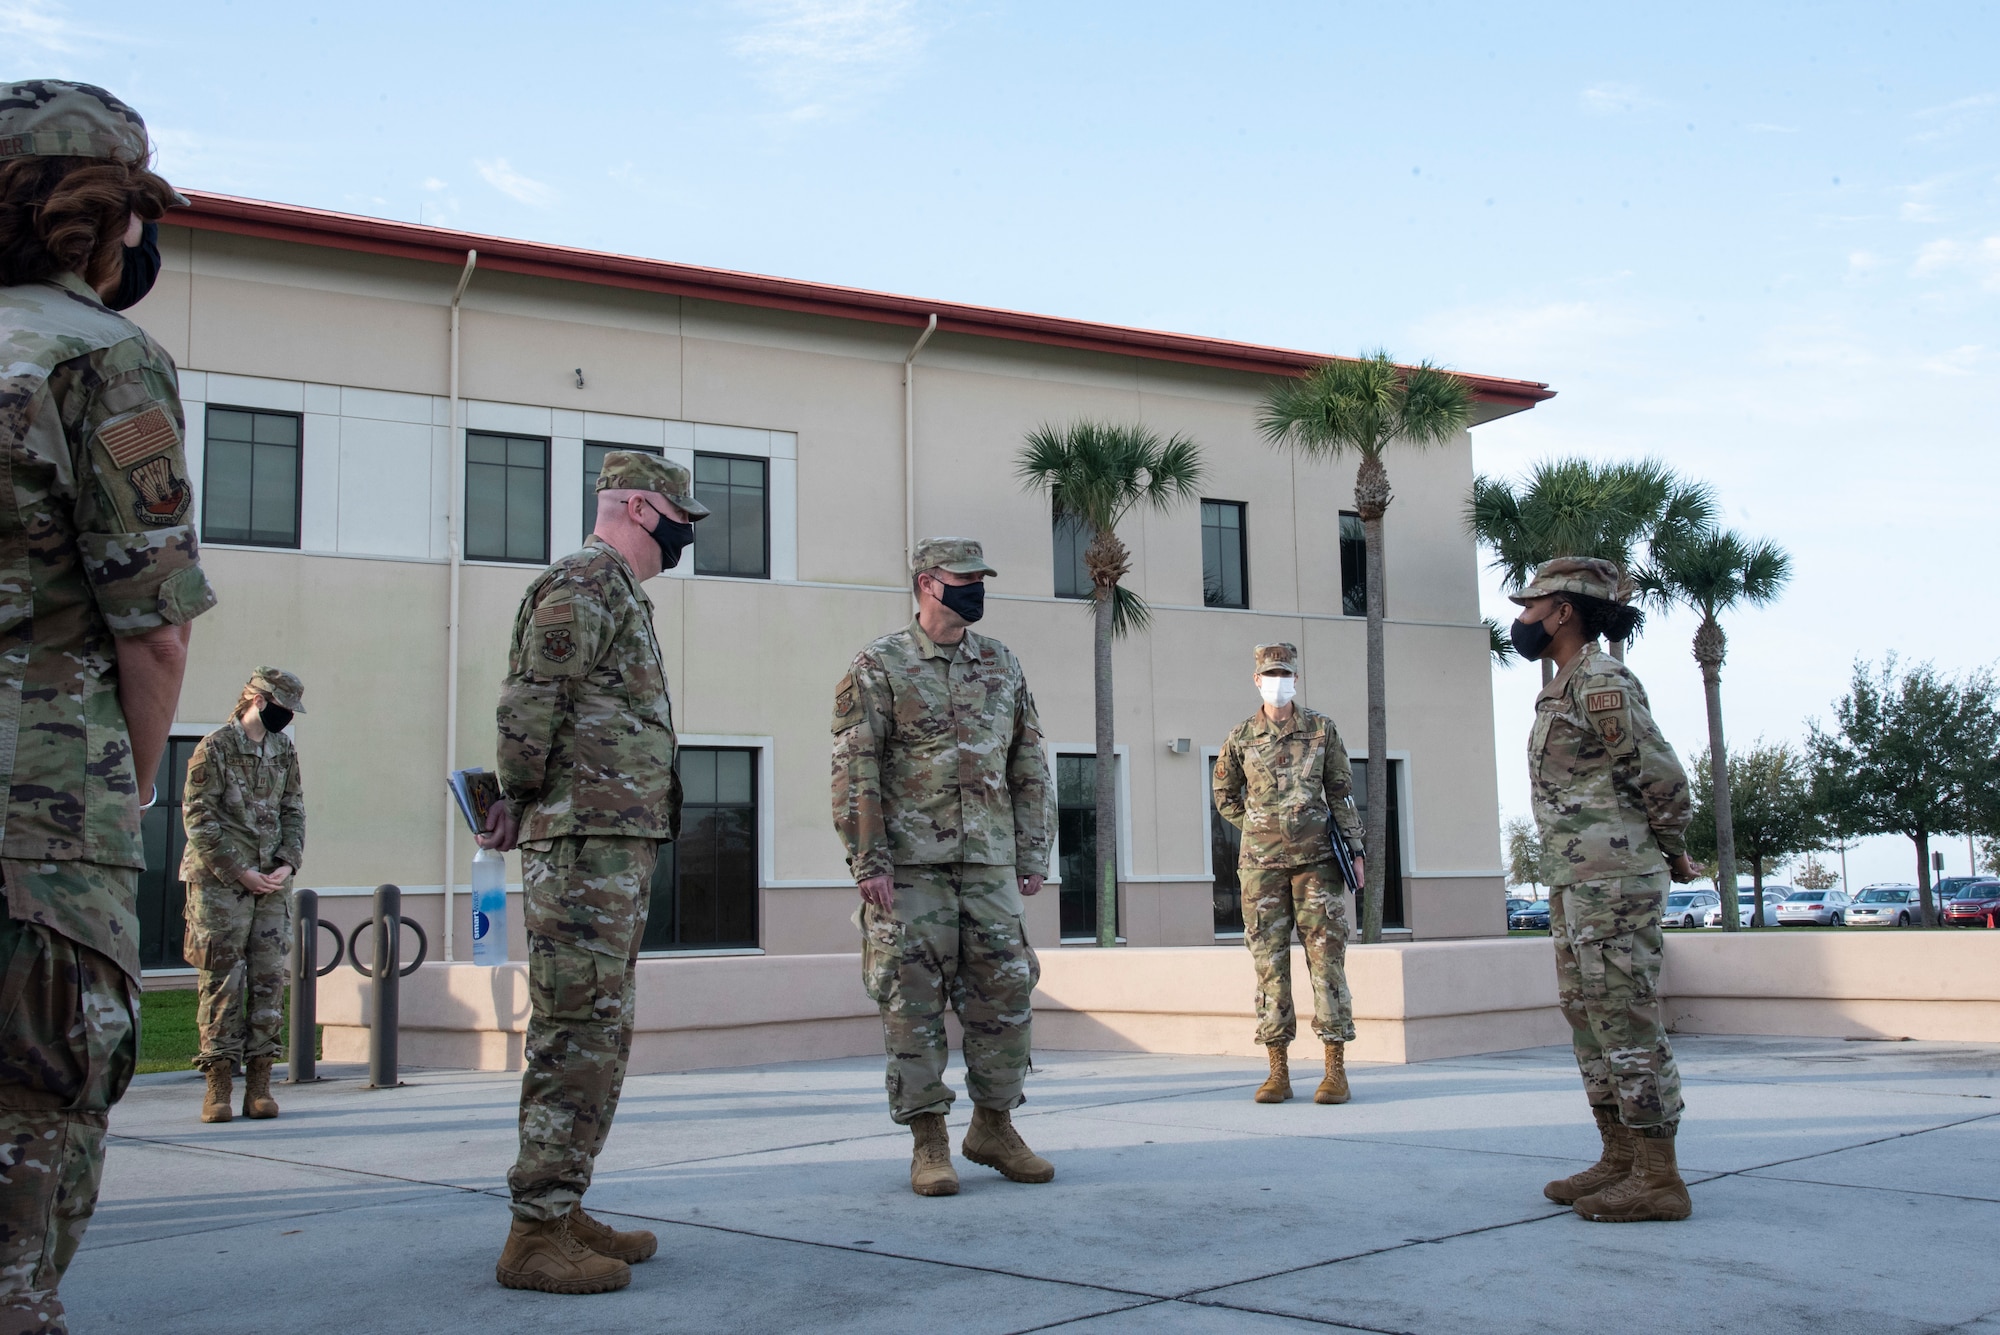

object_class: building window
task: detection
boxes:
[643,748,759,951]
[1339,511,1367,617]
[1201,500,1248,609]
[1211,785,1244,936]
[202,406,301,548]
[1350,758,1405,929]
[582,441,661,544]
[693,453,769,579]
[1052,507,1092,600]
[466,432,549,564]
[137,736,203,970]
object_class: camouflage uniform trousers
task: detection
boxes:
[183,880,290,1072]
[860,863,1040,1124]
[1549,870,1685,1129]
[508,835,656,1223]
[1240,864,1355,1047]
[0,913,137,1335]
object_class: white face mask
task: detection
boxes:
[1258,675,1297,708]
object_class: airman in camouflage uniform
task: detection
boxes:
[831,537,1054,1197]
[0,81,215,1334]
[1511,556,1698,1223]
[1213,643,1368,1106]
[484,451,704,1294]
[179,668,307,1123]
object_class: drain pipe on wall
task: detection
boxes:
[903,314,938,574]
[442,248,478,962]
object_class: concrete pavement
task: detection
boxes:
[65,1036,2000,1334]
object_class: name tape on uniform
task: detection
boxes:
[1585,690,1625,714]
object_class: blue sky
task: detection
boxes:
[8,0,1995,890]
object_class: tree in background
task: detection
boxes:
[1685,742,1821,927]
[1484,618,1517,667]
[1979,838,2000,879]
[1807,658,2000,926]
[1259,352,1472,943]
[1634,528,1790,932]
[1503,815,1543,896]
[1793,855,1840,892]
[1466,456,1714,676]
[1017,422,1203,948]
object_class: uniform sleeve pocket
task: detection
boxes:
[860,905,903,1004]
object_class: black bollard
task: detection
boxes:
[288,888,319,1084]
[368,884,401,1089]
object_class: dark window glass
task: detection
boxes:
[642,747,759,950]
[1211,781,1244,934]
[693,453,769,579]
[1339,511,1367,617]
[1350,758,1405,929]
[138,737,203,969]
[1056,754,1124,939]
[1201,500,1248,608]
[1052,507,1092,600]
[202,406,301,548]
[466,433,549,564]
[582,442,662,544]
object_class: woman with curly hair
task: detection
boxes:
[0,79,216,1334]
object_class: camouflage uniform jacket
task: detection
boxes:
[179,720,304,886]
[496,537,679,843]
[0,273,216,970]
[1213,707,1366,869]
[1529,643,1690,885]
[830,620,1050,881]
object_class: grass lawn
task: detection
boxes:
[138,988,319,1075]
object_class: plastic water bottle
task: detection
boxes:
[470,847,509,966]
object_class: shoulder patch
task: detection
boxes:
[1595,714,1628,748]
[97,405,179,467]
[533,599,574,626]
[1585,690,1625,713]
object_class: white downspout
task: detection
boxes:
[902,314,938,574]
[442,249,478,962]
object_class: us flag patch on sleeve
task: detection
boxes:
[97,406,180,467]
[533,600,574,626]
[1585,690,1625,713]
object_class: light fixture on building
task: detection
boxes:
[574,367,586,389]
[1165,738,1191,754]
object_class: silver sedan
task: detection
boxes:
[1777,889,1850,926]
[1846,886,1922,927]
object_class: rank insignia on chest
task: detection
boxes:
[540,628,576,663]
[1585,690,1625,713]
[126,455,191,527]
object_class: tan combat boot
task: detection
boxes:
[495,1212,632,1293]
[1573,1127,1693,1222]
[1254,1045,1292,1104]
[200,1061,234,1124]
[1314,1042,1351,1105]
[962,1106,1055,1183]
[1543,1106,1635,1205]
[908,1112,959,1197]
[242,1056,280,1119]
[568,1206,657,1263]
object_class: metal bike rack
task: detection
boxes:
[343,885,427,1089]
[287,888,339,1084]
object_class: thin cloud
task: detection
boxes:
[475,157,557,209]
[1911,91,1995,143]
[732,0,926,120]
[0,0,102,56]
[1578,82,1658,116]
[1912,236,2000,291]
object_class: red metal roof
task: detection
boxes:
[173,191,1555,410]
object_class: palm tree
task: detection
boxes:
[1634,529,1791,933]
[1258,352,1472,944]
[1018,422,1203,948]
[1466,457,1714,676]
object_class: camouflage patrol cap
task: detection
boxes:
[594,451,710,520]
[1509,556,1624,606]
[248,667,306,714]
[912,536,997,578]
[1254,643,1299,675]
[0,80,187,203]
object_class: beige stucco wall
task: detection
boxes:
[137,223,1512,966]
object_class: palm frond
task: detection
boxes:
[1111,584,1151,637]
[1484,616,1517,666]
[1016,420,1205,534]
[1642,527,1792,618]
[1396,360,1476,446]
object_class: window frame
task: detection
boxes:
[1339,510,1367,617]
[581,440,663,546]
[1200,498,1249,609]
[464,430,551,566]
[1203,744,1245,939]
[1051,505,1092,600]
[641,745,761,953]
[692,450,771,581]
[201,404,304,550]
[1049,744,1130,944]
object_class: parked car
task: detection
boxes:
[1506,897,1537,918]
[1935,876,1988,908]
[1509,900,1551,932]
[1777,888,1851,926]
[1663,889,1720,928]
[1846,885,1923,928]
[1703,886,1795,927]
[1942,881,2000,927]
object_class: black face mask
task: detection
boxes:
[1509,611,1556,661]
[647,507,695,570]
[933,578,986,624]
[106,220,160,311]
[258,702,294,734]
